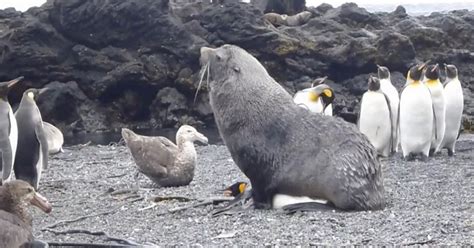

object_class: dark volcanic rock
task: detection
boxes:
[0,1,473,133]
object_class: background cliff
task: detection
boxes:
[0,0,473,137]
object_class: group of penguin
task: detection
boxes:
[293,62,464,160]
[0,77,64,191]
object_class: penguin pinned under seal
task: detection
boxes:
[439,64,464,156]
[14,88,49,190]
[377,65,400,153]
[0,77,23,184]
[423,64,446,155]
[358,76,392,157]
[399,62,433,160]
[293,77,335,115]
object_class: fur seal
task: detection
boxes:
[14,88,49,190]
[0,77,22,184]
[200,44,385,211]
[122,125,208,187]
[263,11,312,27]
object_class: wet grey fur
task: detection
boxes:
[201,44,385,210]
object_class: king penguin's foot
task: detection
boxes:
[404,153,415,161]
[447,149,454,157]
[419,153,429,162]
[429,149,435,156]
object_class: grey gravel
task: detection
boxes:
[32,135,474,246]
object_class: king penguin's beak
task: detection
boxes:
[418,61,429,70]
[38,88,50,95]
[431,63,439,72]
[311,76,328,87]
[7,76,24,88]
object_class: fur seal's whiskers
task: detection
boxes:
[194,62,209,103]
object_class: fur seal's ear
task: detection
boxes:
[233,67,240,73]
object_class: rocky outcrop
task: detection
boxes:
[0,1,473,136]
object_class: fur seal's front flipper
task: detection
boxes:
[282,202,337,214]
[34,122,49,170]
[212,189,253,217]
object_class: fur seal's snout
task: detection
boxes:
[200,47,215,66]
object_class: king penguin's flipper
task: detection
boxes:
[426,87,438,140]
[0,112,13,182]
[212,188,253,217]
[282,202,336,214]
[382,92,394,153]
[35,122,49,170]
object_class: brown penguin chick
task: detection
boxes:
[122,125,208,187]
[0,180,52,247]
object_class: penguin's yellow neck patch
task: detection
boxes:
[323,89,332,98]
[27,92,35,99]
[426,79,439,86]
[238,183,246,194]
[308,92,319,102]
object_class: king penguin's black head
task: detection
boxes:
[377,65,390,79]
[0,76,23,99]
[368,76,380,91]
[424,64,440,80]
[444,64,458,79]
[23,87,48,101]
[408,62,427,81]
[223,182,248,197]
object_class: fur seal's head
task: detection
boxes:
[444,63,458,79]
[376,65,390,79]
[424,64,440,80]
[368,76,381,91]
[199,45,268,91]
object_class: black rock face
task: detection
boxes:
[0,1,473,134]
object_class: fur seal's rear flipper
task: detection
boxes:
[34,122,49,170]
[212,189,253,217]
[282,202,337,215]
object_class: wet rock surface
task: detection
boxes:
[0,0,473,133]
[32,134,473,245]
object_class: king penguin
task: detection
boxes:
[358,76,392,157]
[0,77,23,184]
[439,64,464,156]
[399,62,433,160]
[423,64,446,155]
[293,77,335,115]
[377,65,399,153]
[14,88,49,190]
